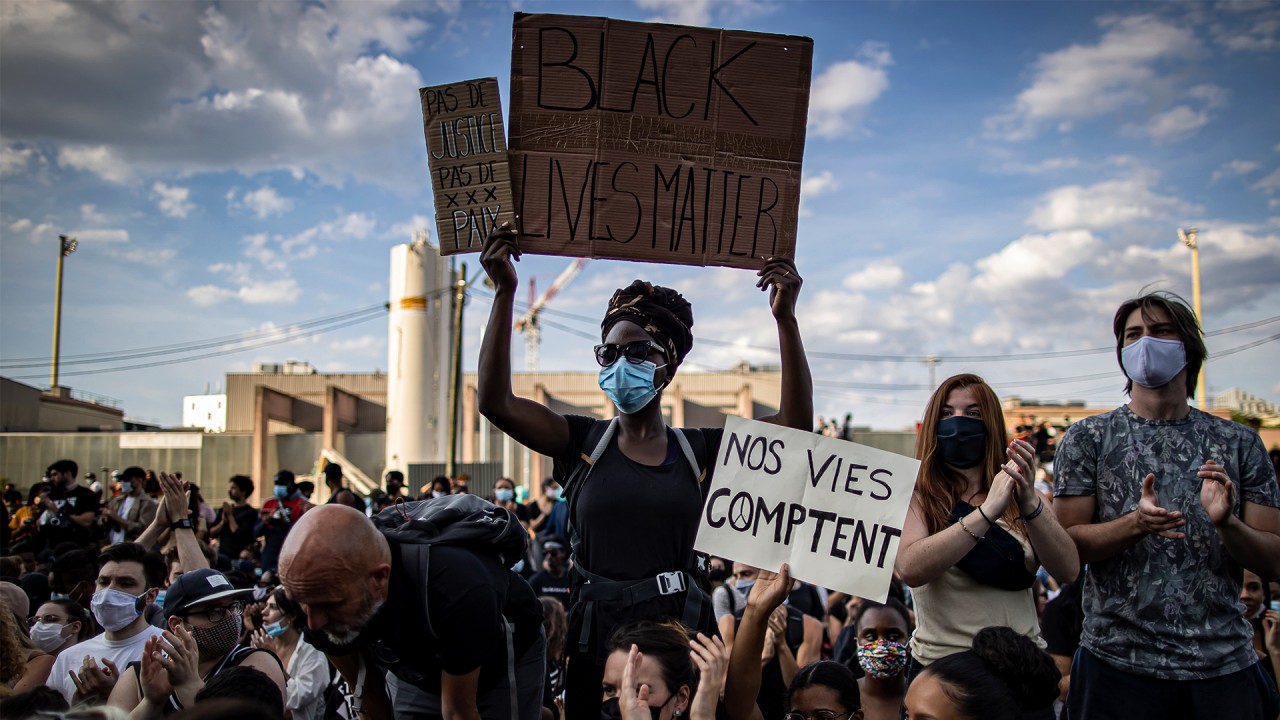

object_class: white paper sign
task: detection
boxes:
[694,416,920,603]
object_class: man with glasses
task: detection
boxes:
[106,567,286,715]
[46,542,167,704]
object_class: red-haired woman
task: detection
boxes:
[895,374,1078,718]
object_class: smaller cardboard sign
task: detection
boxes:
[695,417,920,602]
[420,77,514,255]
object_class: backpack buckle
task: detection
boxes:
[656,571,685,595]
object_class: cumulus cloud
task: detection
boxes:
[329,334,383,354]
[387,214,433,243]
[152,182,195,218]
[0,144,34,176]
[71,228,130,243]
[57,145,133,184]
[80,204,107,223]
[986,15,1205,141]
[187,274,300,306]
[799,170,840,216]
[1254,169,1280,194]
[1211,160,1260,182]
[807,43,892,138]
[843,259,906,291]
[633,0,775,26]
[236,186,293,219]
[1027,173,1187,231]
[0,2,438,188]
[972,229,1100,296]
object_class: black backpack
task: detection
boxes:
[369,494,532,716]
[370,493,529,569]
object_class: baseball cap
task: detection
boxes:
[163,568,253,618]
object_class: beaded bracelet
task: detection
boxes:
[1020,497,1046,522]
[958,516,983,542]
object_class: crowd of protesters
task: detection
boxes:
[0,224,1276,720]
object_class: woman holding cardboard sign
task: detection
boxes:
[895,374,1078,719]
[478,222,813,719]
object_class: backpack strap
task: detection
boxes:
[398,543,435,640]
[672,428,705,483]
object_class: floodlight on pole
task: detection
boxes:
[50,235,78,388]
[1177,227,1207,408]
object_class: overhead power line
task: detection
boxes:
[474,289,1279,364]
[11,312,386,381]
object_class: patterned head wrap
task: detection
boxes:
[601,280,694,368]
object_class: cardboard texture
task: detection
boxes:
[695,417,920,603]
[509,13,813,269]
[420,77,514,255]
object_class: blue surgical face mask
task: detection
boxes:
[598,360,665,415]
[734,578,755,593]
[495,488,514,503]
[1121,336,1187,389]
[155,589,167,607]
[264,620,289,638]
[274,485,289,500]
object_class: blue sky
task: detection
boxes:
[2,0,1277,430]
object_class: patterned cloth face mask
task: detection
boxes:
[857,638,910,679]
[191,610,243,659]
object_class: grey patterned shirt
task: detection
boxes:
[1054,405,1279,680]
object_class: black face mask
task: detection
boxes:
[708,567,730,583]
[936,416,987,469]
[601,697,668,720]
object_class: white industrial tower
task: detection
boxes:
[385,230,454,474]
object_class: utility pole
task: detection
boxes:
[1178,227,1208,408]
[446,263,467,478]
[922,354,940,391]
[50,235,77,388]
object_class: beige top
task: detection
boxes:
[908,519,1045,665]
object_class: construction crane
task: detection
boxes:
[515,258,588,370]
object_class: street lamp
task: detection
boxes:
[51,234,77,388]
[1177,227,1207,408]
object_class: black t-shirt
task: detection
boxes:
[551,415,723,581]
[529,569,572,608]
[42,485,101,546]
[1040,580,1084,657]
[215,504,260,559]
[305,544,543,693]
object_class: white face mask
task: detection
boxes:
[91,588,144,632]
[30,621,72,652]
[1122,336,1187,389]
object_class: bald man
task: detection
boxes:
[278,504,545,720]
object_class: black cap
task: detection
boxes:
[163,568,253,618]
[274,470,295,486]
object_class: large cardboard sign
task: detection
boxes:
[509,13,813,270]
[695,417,920,602]
[420,77,514,255]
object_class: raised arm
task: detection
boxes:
[158,473,209,571]
[476,223,570,457]
[1005,439,1080,583]
[724,564,791,720]
[753,258,812,431]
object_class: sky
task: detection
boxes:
[1,0,1278,430]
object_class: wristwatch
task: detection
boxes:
[172,517,194,531]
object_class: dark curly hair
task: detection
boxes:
[921,626,1060,720]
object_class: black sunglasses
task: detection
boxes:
[594,340,665,367]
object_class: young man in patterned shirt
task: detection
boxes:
[1054,291,1280,719]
